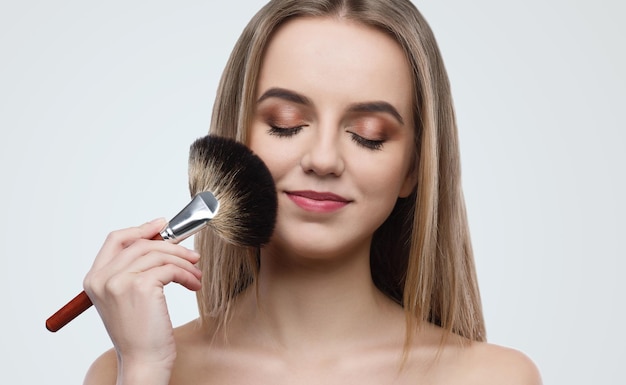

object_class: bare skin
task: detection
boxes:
[85,295,540,385]
[83,16,541,385]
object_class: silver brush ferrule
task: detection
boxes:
[160,191,219,243]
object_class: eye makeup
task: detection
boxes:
[257,100,309,135]
[345,117,391,151]
[267,125,305,137]
[348,132,385,150]
[255,86,408,151]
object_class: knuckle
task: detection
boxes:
[105,226,144,248]
[82,276,93,293]
[132,238,153,250]
[104,229,127,246]
[103,275,127,296]
[130,275,161,297]
[84,272,109,299]
[127,239,160,258]
[83,271,102,292]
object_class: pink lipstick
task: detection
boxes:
[286,190,350,213]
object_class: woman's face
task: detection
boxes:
[250,17,415,260]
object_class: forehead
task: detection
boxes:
[257,17,413,113]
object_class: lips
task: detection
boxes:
[285,190,351,212]
[287,190,349,202]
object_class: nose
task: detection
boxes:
[300,128,345,177]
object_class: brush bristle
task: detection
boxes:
[188,135,277,247]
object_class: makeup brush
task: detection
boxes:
[188,134,277,246]
[46,135,277,332]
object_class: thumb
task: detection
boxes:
[137,217,168,243]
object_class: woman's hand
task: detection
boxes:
[82,218,202,383]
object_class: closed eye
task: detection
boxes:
[267,125,305,137]
[348,132,384,151]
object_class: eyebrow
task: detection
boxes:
[347,101,404,125]
[257,87,405,125]
[257,87,312,105]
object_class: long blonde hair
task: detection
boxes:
[194,0,485,344]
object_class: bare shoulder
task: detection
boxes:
[83,348,117,385]
[461,341,542,385]
[405,324,542,385]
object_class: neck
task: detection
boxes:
[231,243,402,353]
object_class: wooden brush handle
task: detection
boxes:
[46,233,163,332]
[45,290,93,332]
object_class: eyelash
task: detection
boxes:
[266,125,384,151]
[267,125,304,137]
[349,132,384,151]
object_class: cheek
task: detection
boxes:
[351,150,412,198]
[249,125,295,181]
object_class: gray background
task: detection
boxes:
[1,1,624,383]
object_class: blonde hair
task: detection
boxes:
[194,0,486,344]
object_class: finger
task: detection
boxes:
[91,218,167,270]
[87,256,203,302]
[153,264,203,291]
[86,249,201,294]
[121,264,203,293]
[125,251,202,280]
[85,241,201,298]
[122,239,201,265]
[101,240,200,274]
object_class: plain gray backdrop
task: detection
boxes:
[1,1,624,384]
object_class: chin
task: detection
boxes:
[261,232,373,265]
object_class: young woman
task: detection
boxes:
[83,1,542,384]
